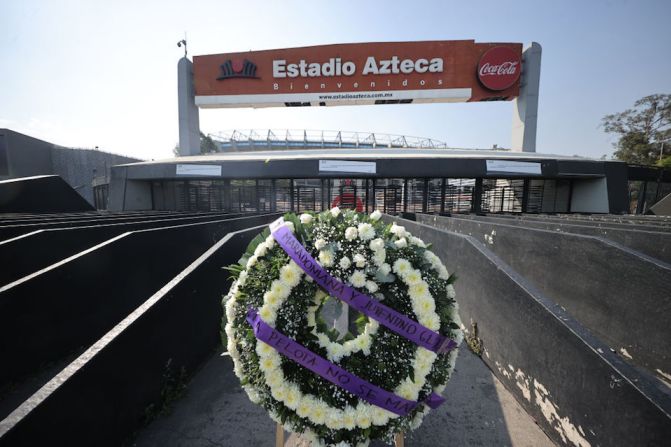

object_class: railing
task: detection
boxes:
[209,129,455,150]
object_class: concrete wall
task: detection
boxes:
[389,216,671,447]
[0,129,140,206]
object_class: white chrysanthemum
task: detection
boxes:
[370,210,382,221]
[300,213,313,224]
[365,280,378,294]
[279,264,301,287]
[246,255,258,268]
[353,253,366,268]
[369,238,385,251]
[237,269,248,286]
[258,305,277,326]
[270,280,291,299]
[330,207,341,217]
[263,290,281,308]
[438,265,450,280]
[318,249,334,266]
[339,256,351,269]
[421,312,440,331]
[311,404,327,424]
[393,259,412,277]
[349,270,367,288]
[357,222,375,240]
[404,269,422,285]
[342,408,357,430]
[345,226,358,241]
[413,294,436,315]
[314,238,327,250]
[394,237,408,248]
[447,284,456,299]
[265,235,276,249]
[408,281,430,300]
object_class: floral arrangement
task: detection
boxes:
[223,208,462,446]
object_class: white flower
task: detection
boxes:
[253,242,268,257]
[349,270,367,288]
[270,281,290,299]
[369,238,385,251]
[345,226,358,241]
[279,264,301,287]
[393,259,412,276]
[339,256,351,269]
[447,284,456,298]
[314,238,327,250]
[353,253,367,268]
[370,210,382,221]
[318,249,334,267]
[408,281,430,300]
[283,221,295,232]
[404,269,422,285]
[378,263,391,276]
[438,265,450,280]
[365,280,378,294]
[394,237,408,249]
[372,249,386,267]
[299,213,313,224]
[410,236,426,248]
[357,222,375,240]
[330,207,341,217]
[390,223,407,237]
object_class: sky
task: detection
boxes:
[1,0,670,161]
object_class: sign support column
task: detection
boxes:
[512,42,542,152]
[178,57,201,156]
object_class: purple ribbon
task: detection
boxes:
[270,218,457,355]
[247,308,445,416]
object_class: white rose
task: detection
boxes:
[369,238,385,251]
[410,236,426,248]
[390,223,406,237]
[345,226,358,241]
[299,213,313,224]
[349,270,367,288]
[370,210,382,221]
[378,263,391,276]
[394,237,408,248]
[318,249,334,267]
[314,238,327,250]
[353,253,366,268]
[330,207,341,217]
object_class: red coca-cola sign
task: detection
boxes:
[477,46,521,91]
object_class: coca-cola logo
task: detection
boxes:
[477,46,521,91]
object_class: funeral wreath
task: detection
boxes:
[223,208,463,446]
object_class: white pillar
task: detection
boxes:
[512,42,542,152]
[178,57,201,156]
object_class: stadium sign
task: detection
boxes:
[193,40,522,108]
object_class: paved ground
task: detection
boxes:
[131,348,554,447]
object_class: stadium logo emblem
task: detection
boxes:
[217,59,259,80]
[477,47,521,91]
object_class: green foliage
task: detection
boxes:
[199,132,218,154]
[602,94,670,165]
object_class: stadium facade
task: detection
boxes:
[107,139,639,215]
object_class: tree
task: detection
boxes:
[200,132,218,154]
[602,94,670,165]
